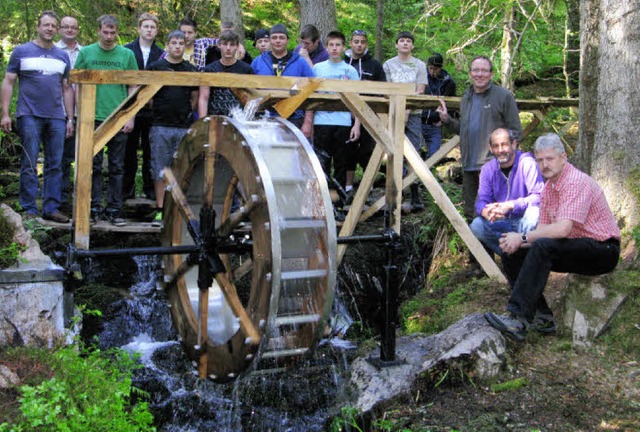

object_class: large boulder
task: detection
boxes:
[0,205,73,347]
[349,314,505,412]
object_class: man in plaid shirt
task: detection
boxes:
[485,133,620,341]
[177,17,218,71]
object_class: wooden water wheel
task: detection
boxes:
[161,115,337,380]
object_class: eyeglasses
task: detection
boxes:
[352,30,367,37]
[471,68,491,75]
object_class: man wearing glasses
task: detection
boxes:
[437,55,522,222]
[56,16,82,214]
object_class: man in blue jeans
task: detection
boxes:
[1,10,75,223]
[470,128,544,255]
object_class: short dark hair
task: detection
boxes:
[219,30,239,45]
[299,24,320,42]
[97,14,118,29]
[38,10,58,26]
[396,31,414,43]
[179,17,197,29]
[166,30,186,44]
[470,55,493,72]
[325,30,345,45]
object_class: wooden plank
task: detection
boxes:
[387,95,406,234]
[70,70,416,95]
[359,135,459,223]
[273,78,323,118]
[340,93,394,153]
[93,84,161,156]
[74,84,96,249]
[214,272,261,345]
[403,142,507,282]
[337,144,385,264]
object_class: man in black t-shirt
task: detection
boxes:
[146,30,198,224]
[198,30,254,117]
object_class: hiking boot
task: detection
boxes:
[105,211,127,227]
[410,184,424,212]
[43,211,70,223]
[531,313,557,334]
[151,210,163,228]
[484,312,530,341]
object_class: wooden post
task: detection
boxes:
[387,95,406,234]
[74,84,96,249]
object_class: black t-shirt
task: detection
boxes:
[146,59,197,127]
[203,60,254,116]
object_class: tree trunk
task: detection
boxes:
[500,4,516,92]
[563,0,581,96]
[375,0,384,61]
[577,0,640,231]
[220,0,244,40]
[299,0,338,41]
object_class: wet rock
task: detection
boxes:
[349,314,505,412]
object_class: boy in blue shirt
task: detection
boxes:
[311,31,360,193]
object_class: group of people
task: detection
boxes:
[0,11,460,225]
[1,12,622,338]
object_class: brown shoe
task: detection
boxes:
[43,211,70,223]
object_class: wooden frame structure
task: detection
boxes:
[69,70,578,282]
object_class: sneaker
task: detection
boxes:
[105,211,127,227]
[484,312,530,341]
[43,211,70,223]
[151,210,163,227]
[531,313,557,334]
[90,208,101,225]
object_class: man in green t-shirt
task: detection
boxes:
[74,14,138,226]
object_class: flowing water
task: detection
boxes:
[92,255,359,431]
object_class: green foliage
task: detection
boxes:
[0,209,24,269]
[489,377,529,392]
[0,344,154,432]
[330,406,363,432]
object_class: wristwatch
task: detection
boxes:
[521,234,528,244]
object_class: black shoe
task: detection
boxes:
[90,208,102,225]
[105,211,127,227]
[59,203,73,215]
[531,313,556,334]
[410,184,424,212]
[484,312,529,341]
[43,211,70,223]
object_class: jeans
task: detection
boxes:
[149,126,188,180]
[405,114,424,152]
[91,122,127,213]
[422,123,442,158]
[17,116,65,215]
[503,237,620,321]
[123,114,153,199]
[61,130,75,205]
[470,206,540,255]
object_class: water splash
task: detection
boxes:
[229,97,265,122]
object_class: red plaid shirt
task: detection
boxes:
[540,162,620,241]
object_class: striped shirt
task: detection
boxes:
[540,162,620,241]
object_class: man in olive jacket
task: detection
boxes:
[438,55,522,222]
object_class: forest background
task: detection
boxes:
[0,0,580,100]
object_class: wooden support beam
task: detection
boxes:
[359,136,459,222]
[403,142,507,282]
[71,70,415,95]
[387,95,406,234]
[337,144,385,264]
[73,84,96,249]
[273,78,323,118]
[340,93,394,153]
[93,84,161,156]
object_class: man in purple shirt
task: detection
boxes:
[470,128,544,255]
[1,10,75,223]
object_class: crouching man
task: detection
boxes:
[470,128,544,255]
[485,133,620,341]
